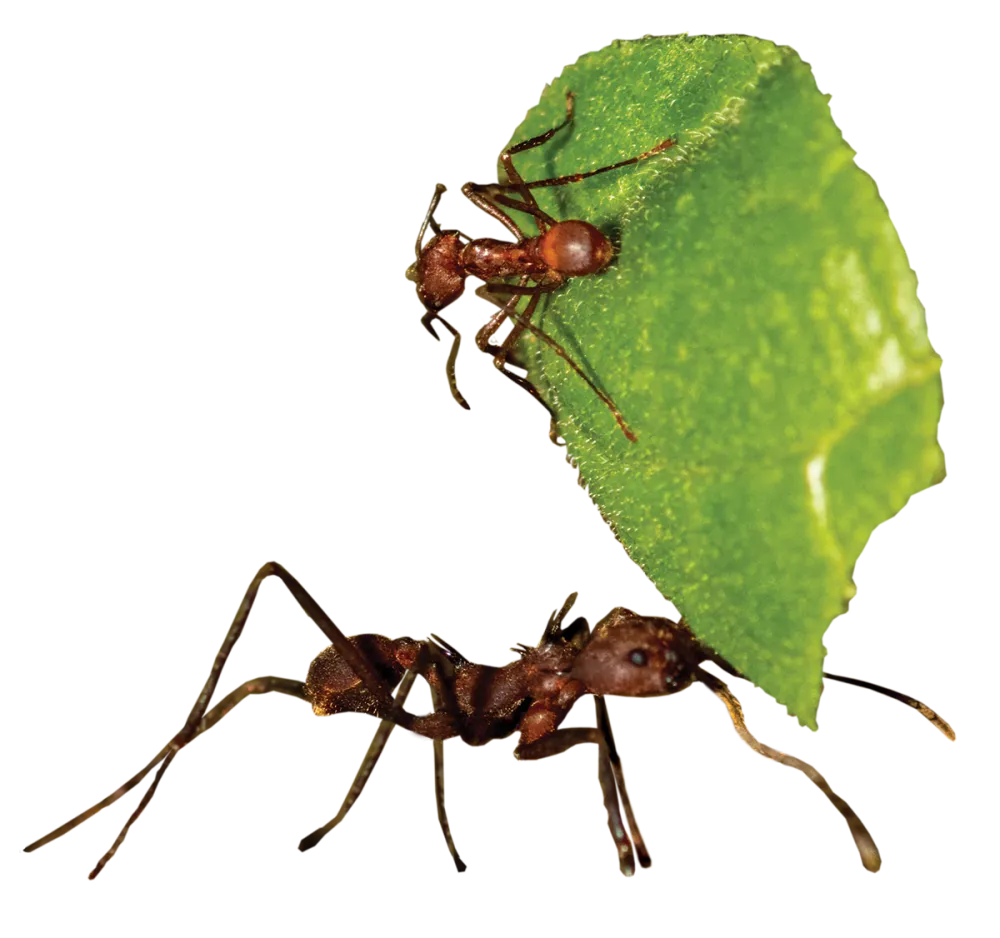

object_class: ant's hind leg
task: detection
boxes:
[32,562,398,878]
[24,675,308,872]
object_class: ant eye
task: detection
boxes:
[629,649,648,667]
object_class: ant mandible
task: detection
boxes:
[25,562,954,878]
[407,92,675,444]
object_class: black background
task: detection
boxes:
[8,24,961,896]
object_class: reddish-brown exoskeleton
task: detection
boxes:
[407,92,675,443]
[26,563,954,878]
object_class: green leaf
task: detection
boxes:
[505,35,944,726]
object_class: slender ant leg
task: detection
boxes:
[519,595,640,874]
[426,645,466,872]
[24,676,308,859]
[299,638,466,868]
[514,592,654,879]
[28,562,401,878]
[493,290,638,442]
[498,90,576,231]
[594,697,654,879]
[298,669,418,852]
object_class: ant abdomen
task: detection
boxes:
[539,220,613,276]
[306,635,418,716]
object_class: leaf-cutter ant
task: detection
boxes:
[407,92,675,443]
[25,562,953,878]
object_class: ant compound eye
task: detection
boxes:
[628,649,648,667]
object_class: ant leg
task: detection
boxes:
[474,275,530,353]
[24,676,307,863]
[422,312,470,410]
[500,91,575,228]
[300,643,467,872]
[495,94,674,205]
[459,92,575,238]
[514,712,653,879]
[461,181,530,240]
[482,288,637,443]
[521,137,676,192]
[539,604,653,879]
[822,672,955,740]
[464,184,558,232]
[427,651,466,872]
[298,669,418,852]
[482,283,559,364]
[475,292,563,444]
[72,563,397,877]
[696,668,881,873]
[594,697,653,879]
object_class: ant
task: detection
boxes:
[25,562,954,879]
[407,92,675,444]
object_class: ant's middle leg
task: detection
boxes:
[459,93,573,238]
[425,644,466,872]
[300,642,467,869]
[298,669,418,853]
[499,90,576,224]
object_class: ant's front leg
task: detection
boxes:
[514,682,654,879]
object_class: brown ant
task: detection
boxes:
[407,92,675,443]
[25,562,954,879]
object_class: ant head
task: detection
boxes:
[540,220,613,276]
[571,609,703,697]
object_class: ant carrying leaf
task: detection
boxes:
[25,563,953,878]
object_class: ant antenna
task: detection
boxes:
[415,183,447,257]
[823,672,955,740]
